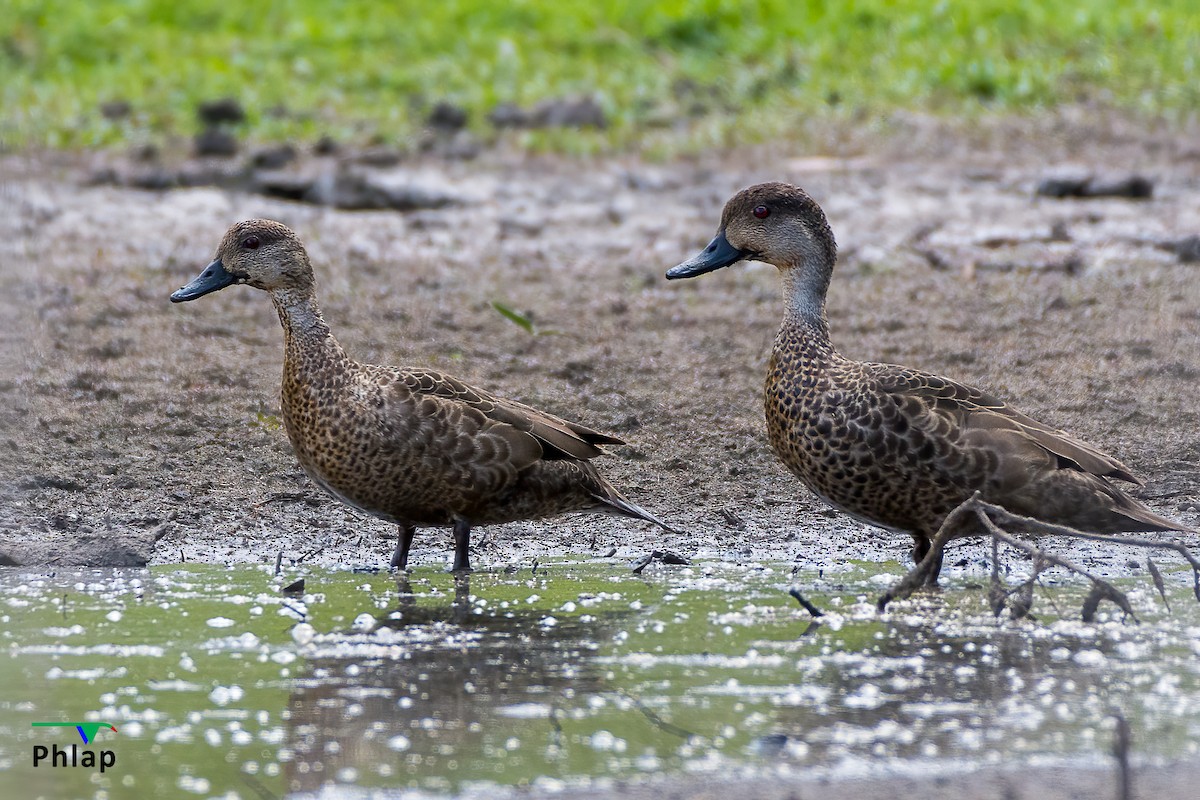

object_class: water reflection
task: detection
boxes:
[764,603,1160,763]
[282,573,621,794]
[4,563,1196,799]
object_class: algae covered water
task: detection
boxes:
[2,559,1199,798]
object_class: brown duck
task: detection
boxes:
[667,182,1185,583]
[171,219,675,571]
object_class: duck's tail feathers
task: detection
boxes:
[592,491,684,536]
[1112,498,1194,534]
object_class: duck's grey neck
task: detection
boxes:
[778,266,834,358]
[271,288,349,364]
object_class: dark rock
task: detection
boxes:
[499,214,546,237]
[252,169,317,201]
[1036,174,1154,200]
[176,164,241,187]
[0,530,154,566]
[86,167,121,186]
[405,210,453,230]
[100,100,132,120]
[128,169,177,190]
[1086,175,1153,199]
[130,143,159,162]
[300,169,461,211]
[75,533,154,567]
[1172,235,1200,263]
[197,97,246,125]
[250,143,297,169]
[1036,176,1090,198]
[437,131,482,160]
[314,135,340,155]
[533,95,607,128]
[360,172,461,211]
[489,96,608,130]
[428,101,469,131]
[488,102,532,128]
[194,127,238,157]
[419,129,481,160]
[351,147,404,167]
[19,474,85,492]
[631,549,692,573]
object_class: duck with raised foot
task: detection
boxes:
[171,219,677,572]
[666,182,1186,584]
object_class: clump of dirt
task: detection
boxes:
[1,114,1197,572]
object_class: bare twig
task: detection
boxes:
[799,619,823,637]
[1113,712,1132,800]
[788,587,824,617]
[616,690,696,740]
[242,774,280,800]
[1147,558,1170,611]
[988,532,1006,616]
[631,550,692,574]
[979,500,1200,608]
[252,491,312,509]
[878,493,1199,619]
[973,511,1137,622]
[296,544,325,563]
[878,493,982,610]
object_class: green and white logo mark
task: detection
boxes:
[31,721,119,744]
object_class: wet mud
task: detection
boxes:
[5,113,1200,795]
[2,116,1197,578]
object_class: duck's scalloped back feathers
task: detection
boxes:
[398,369,620,461]
[176,218,676,564]
[673,182,1187,583]
[866,364,1142,484]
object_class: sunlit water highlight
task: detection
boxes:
[1,559,1198,798]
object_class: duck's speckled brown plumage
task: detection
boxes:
[172,219,674,571]
[669,182,1186,582]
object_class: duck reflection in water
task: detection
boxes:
[278,573,624,793]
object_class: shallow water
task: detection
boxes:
[2,559,1199,799]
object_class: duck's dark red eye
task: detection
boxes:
[753,205,770,219]
[243,235,261,250]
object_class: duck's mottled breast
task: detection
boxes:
[763,333,975,533]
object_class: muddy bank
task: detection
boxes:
[1,114,1198,574]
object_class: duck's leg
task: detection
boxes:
[451,519,472,573]
[911,533,943,586]
[924,546,944,586]
[391,524,416,570]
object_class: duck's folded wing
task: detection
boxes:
[869,365,1140,484]
[399,369,623,462]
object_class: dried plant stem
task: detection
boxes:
[878,492,1200,620]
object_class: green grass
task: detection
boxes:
[2,0,1199,152]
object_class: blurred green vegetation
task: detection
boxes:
[1,0,1198,152]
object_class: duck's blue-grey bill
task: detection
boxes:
[665,231,748,279]
[170,259,237,302]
